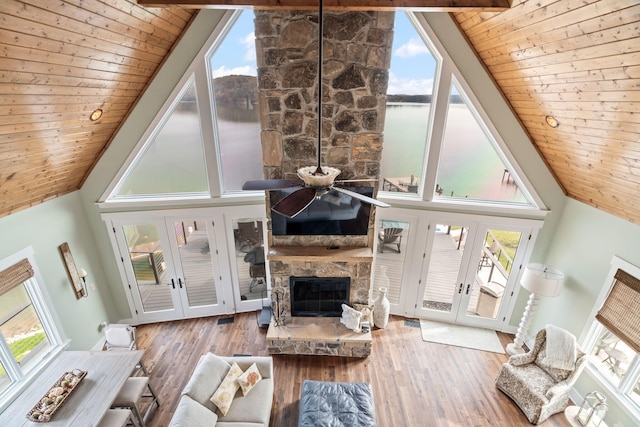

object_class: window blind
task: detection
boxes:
[596,269,640,354]
[0,258,34,296]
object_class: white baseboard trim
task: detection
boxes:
[501,324,518,334]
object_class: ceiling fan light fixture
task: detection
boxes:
[297,166,340,187]
[90,109,103,121]
[545,115,559,128]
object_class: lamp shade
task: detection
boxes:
[521,263,564,297]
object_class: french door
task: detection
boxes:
[222,206,270,313]
[104,206,268,324]
[373,208,540,330]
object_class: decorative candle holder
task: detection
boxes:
[272,288,286,326]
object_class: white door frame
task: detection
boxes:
[161,214,230,319]
[107,215,191,323]
[220,205,270,313]
[372,208,542,331]
[103,206,268,323]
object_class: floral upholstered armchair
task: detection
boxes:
[495,327,589,424]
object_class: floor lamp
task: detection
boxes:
[506,263,564,355]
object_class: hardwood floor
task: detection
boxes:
[135,312,571,427]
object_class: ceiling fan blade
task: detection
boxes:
[332,186,391,208]
[242,179,302,191]
[271,187,317,218]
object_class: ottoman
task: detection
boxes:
[298,380,376,427]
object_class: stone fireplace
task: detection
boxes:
[254,10,395,357]
[264,213,376,359]
[265,247,374,357]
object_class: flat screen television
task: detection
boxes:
[270,186,373,236]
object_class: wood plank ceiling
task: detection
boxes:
[0,0,195,216]
[1,0,639,226]
[452,0,640,225]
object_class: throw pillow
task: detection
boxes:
[182,353,230,408]
[340,304,362,332]
[236,363,262,396]
[210,362,243,416]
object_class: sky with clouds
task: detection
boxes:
[210,11,437,95]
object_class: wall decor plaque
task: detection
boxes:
[59,242,85,299]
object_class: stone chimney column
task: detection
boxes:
[254,10,395,248]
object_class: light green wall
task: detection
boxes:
[532,198,640,334]
[0,192,116,350]
[80,9,226,319]
[533,198,640,426]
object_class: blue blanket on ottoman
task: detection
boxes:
[298,380,376,427]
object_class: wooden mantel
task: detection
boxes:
[268,246,373,262]
[137,0,513,12]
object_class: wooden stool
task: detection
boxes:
[111,377,159,427]
[98,408,136,427]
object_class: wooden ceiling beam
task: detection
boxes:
[136,0,513,12]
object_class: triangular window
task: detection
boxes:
[436,78,529,204]
[208,10,262,193]
[381,12,538,208]
[111,79,209,199]
[105,10,260,202]
[381,12,440,195]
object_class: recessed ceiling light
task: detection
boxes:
[90,109,103,121]
[545,115,559,128]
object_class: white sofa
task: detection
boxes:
[169,353,274,427]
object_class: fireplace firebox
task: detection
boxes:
[290,277,350,317]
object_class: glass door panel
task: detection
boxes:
[419,224,470,320]
[222,206,269,313]
[233,218,266,303]
[456,227,525,329]
[373,219,411,305]
[112,215,229,323]
[169,220,221,314]
[122,223,176,316]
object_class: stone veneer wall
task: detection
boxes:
[254,10,395,248]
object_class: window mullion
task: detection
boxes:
[422,62,452,202]
[196,58,222,198]
[619,355,640,393]
[0,330,22,383]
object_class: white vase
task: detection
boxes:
[373,287,390,329]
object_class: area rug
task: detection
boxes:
[420,320,505,354]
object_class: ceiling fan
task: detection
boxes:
[242,0,390,218]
